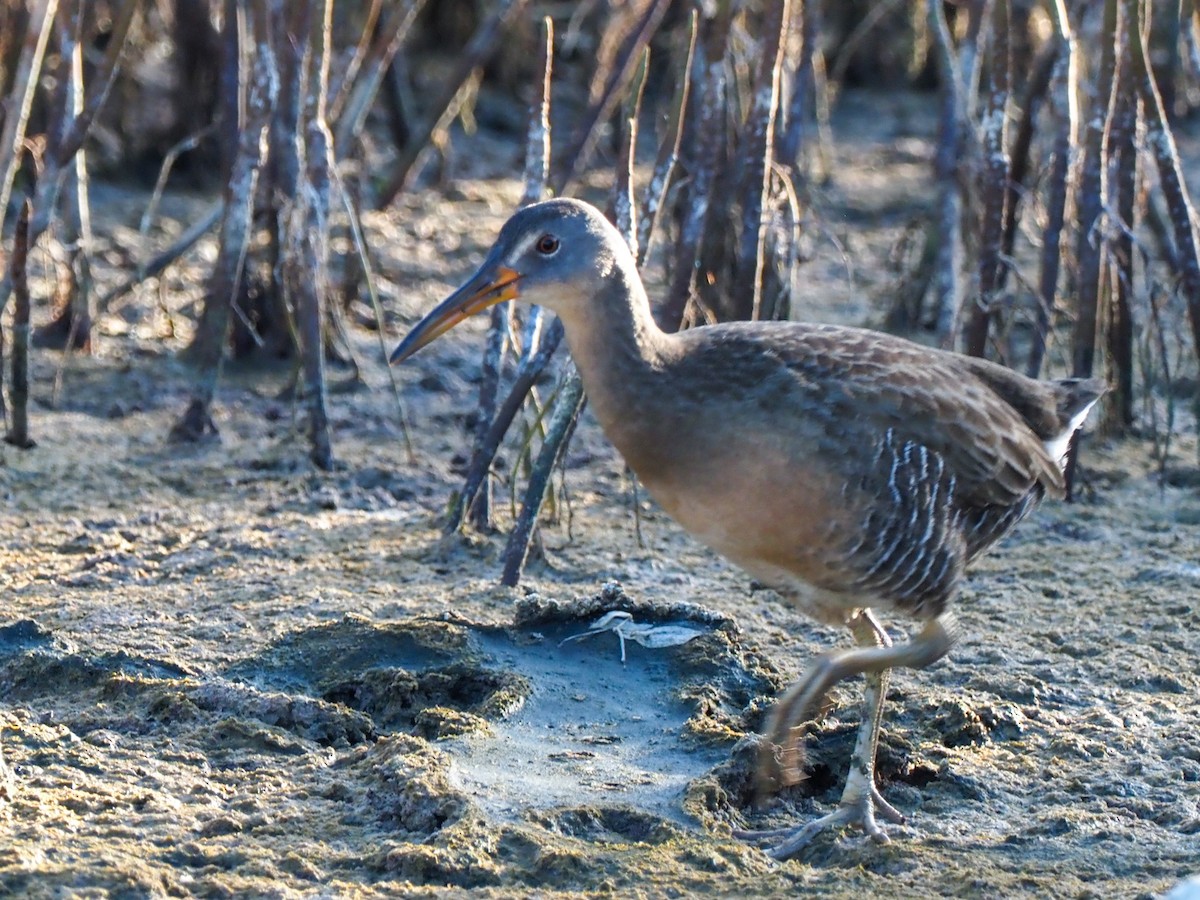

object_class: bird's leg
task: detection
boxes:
[735,610,959,858]
[759,610,958,791]
[835,609,906,836]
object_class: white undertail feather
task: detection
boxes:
[1043,397,1102,465]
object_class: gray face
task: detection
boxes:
[390,198,623,364]
[485,198,620,311]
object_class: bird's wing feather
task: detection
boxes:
[676,322,1066,506]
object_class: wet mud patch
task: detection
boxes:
[226,614,473,692]
[530,805,685,844]
[323,663,528,739]
[438,583,773,826]
[0,589,789,894]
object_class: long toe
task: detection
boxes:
[871,783,906,826]
[734,791,907,860]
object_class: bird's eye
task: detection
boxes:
[535,234,560,255]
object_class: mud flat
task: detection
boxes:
[1,368,1198,898]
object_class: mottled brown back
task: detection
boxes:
[660,322,1104,616]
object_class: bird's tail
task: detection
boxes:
[1043,377,1106,465]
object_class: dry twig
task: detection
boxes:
[376,0,529,207]
[963,0,1012,359]
[173,1,277,443]
[5,200,34,450]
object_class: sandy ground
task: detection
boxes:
[2,90,1200,898]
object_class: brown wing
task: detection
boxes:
[680,322,1068,507]
[658,321,1084,614]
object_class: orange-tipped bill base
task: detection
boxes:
[389,265,520,364]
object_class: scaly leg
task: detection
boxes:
[735,610,959,858]
[844,610,907,835]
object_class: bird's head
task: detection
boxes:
[389,198,630,364]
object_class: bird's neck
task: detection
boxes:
[557,267,674,438]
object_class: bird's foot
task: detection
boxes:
[733,783,905,860]
[734,787,902,864]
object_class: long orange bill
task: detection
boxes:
[389,264,521,365]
